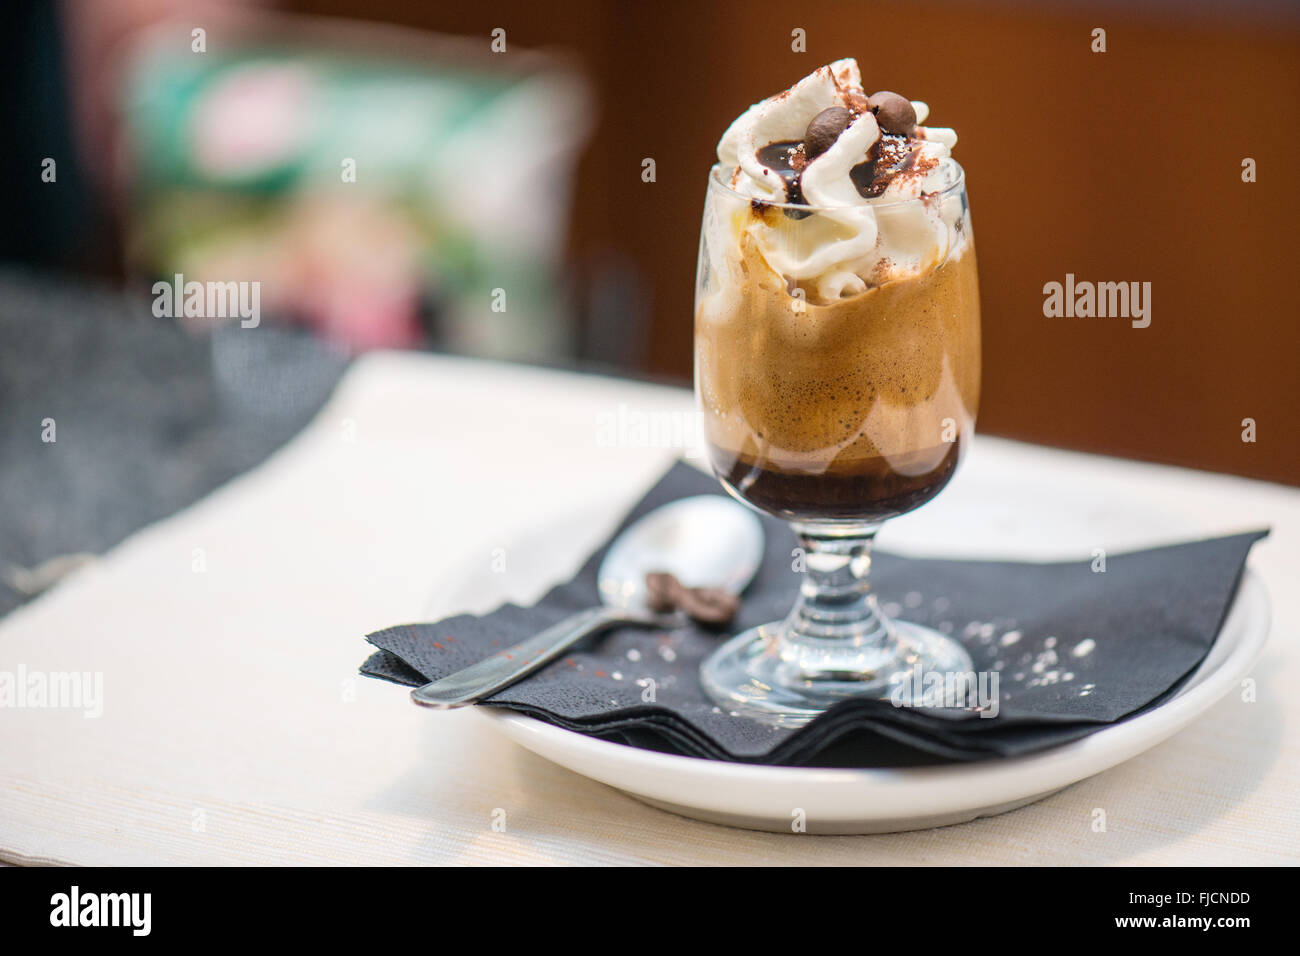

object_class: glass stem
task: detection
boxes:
[783,524,892,649]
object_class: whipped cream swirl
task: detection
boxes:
[715,59,965,300]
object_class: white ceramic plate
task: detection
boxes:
[427,463,1271,833]
[481,569,1267,833]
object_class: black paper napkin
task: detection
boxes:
[362,461,1267,766]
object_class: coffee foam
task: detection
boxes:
[697,234,980,474]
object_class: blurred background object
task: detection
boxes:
[0,266,349,617]
[117,13,591,356]
[4,0,1299,486]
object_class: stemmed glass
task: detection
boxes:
[694,161,981,725]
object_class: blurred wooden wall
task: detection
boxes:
[293,0,1300,485]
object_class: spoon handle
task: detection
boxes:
[410,606,630,708]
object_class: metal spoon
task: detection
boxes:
[410,494,765,708]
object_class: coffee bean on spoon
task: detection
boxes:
[868,91,917,136]
[675,586,740,625]
[645,571,740,625]
[804,106,853,159]
[645,572,682,612]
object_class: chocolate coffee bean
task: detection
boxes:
[868,91,917,136]
[645,572,683,612]
[676,586,741,624]
[804,106,853,159]
[644,571,740,625]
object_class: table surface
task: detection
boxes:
[0,352,1296,865]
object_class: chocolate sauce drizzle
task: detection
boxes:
[754,140,812,219]
[850,133,922,199]
[755,131,926,211]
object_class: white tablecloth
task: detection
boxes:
[1,353,1296,865]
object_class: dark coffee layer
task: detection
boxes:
[715,438,963,523]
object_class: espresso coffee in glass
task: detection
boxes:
[695,159,981,725]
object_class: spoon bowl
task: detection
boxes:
[598,495,766,613]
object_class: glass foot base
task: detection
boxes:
[699,620,974,727]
